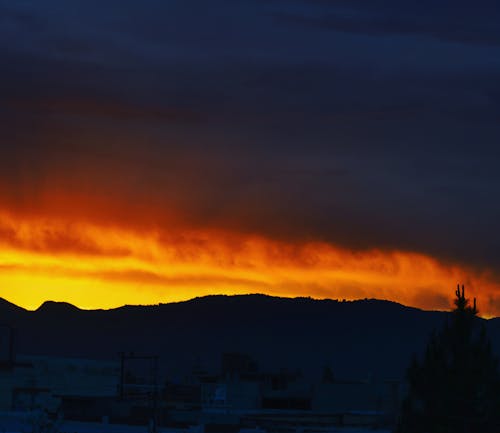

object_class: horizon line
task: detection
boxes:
[0,292,467,316]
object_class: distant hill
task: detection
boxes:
[2,294,500,381]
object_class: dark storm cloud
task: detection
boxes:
[6,97,201,123]
[272,0,500,46]
[1,0,500,270]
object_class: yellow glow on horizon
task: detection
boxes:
[0,211,498,315]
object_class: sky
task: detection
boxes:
[1,0,500,315]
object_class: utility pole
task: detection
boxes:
[118,352,160,433]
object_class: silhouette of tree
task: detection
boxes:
[398,285,500,433]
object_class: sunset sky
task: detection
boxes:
[1,1,500,315]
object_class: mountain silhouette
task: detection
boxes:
[2,294,500,380]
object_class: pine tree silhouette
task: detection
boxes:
[398,285,500,433]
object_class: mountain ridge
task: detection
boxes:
[0,293,458,316]
[1,294,498,381]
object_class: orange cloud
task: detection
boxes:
[0,210,499,316]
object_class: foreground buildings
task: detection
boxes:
[0,326,396,432]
